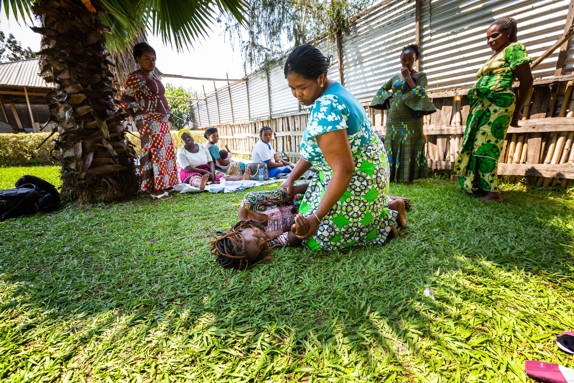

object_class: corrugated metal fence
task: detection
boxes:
[190,0,574,184]
[192,0,571,123]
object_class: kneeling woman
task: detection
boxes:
[211,185,408,270]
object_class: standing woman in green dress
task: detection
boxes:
[281,44,405,251]
[454,17,533,202]
[370,44,436,184]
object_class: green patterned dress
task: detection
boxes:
[371,72,436,182]
[454,42,531,193]
[299,82,397,251]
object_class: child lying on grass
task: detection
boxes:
[210,184,409,270]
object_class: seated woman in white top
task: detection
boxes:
[177,130,251,190]
[251,126,293,178]
[176,130,224,190]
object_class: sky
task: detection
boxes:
[0,12,246,94]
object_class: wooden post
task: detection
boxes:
[23,87,36,131]
[554,0,574,77]
[336,28,345,86]
[245,78,252,122]
[213,81,221,125]
[195,100,202,127]
[227,74,235,123]
[0,97,9,123]
[451,96,462,127]
[415,0,422,71]
[266,68,272,119]
[203,85,211,126]
[9,101,23,132]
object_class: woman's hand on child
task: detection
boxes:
[279,179,294,200]
[291,213,319,240]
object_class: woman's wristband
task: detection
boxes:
[311,213,322,224]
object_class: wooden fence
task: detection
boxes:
[210,77,574,188]
[394,74,574,188]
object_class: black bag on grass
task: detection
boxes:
[0,175,60,221]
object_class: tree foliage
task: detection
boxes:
[224,0,377,70]
[0,0,248,202]
[1,0,248,53]
[0,31,36,61]
[165,84,196,130]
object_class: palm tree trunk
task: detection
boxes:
[32,0,138,202]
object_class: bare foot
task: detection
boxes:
[388,198,407,229]
[198,174,209,190]
[242,167,252,180]
[192,174,209,190]
[390,196,412,211]
[480,192,503,203]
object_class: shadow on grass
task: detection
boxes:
[0,179,573,381]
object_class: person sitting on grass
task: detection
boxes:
[251,126,294,178]
[210,184,409,270]
[204,127,246,176]
[176,130,250,190]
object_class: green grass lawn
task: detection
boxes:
[1,166,573,382]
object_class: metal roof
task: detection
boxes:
[0,59,53,88]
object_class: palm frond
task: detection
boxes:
[1,0,33,22]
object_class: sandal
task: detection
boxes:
[151,191,171,200]
[557,332,574,355]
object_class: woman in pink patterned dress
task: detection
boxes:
[121,42,178,200]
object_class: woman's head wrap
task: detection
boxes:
[177,129,192,142]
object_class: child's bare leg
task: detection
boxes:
[388,225,399,239]
[191,174,209,190]
[291,182,309,195]
[389,196,411,211]
[286,232,302,246]
[224,167,251,181]
[242,166,252,180]
[388,198,407,229]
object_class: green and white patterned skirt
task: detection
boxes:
[299,136,398,250]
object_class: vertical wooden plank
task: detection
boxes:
[203,85,211,126]
[0,97,9,123]
[554,0,574,77]
[415,0,422,72]
[266,68,272,119]
[23,87,36,131]
[226,75,235,124]
[213,81,221,125]
[513,136,524,165]
[9,101,23,131]
[245,79,252,122]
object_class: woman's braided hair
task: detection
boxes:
[283,44,331,80]
[210,221,270,270]
[401,44,420,59]
[490,17,518,42]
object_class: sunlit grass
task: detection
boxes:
[0,167,573,382]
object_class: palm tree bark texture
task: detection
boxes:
[33,0,138,202]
